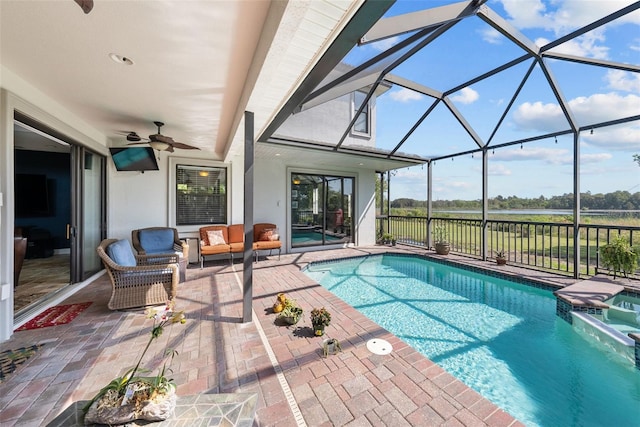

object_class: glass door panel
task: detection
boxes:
[81,151,104,279]
[291,173,354,248]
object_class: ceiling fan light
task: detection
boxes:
[149,141,170,151]
[198,170,209,177]
[109,53,134,65]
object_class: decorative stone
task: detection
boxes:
[83,385,176,425]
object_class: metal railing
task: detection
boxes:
[381,215,640,279]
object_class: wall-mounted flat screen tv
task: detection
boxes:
[109,147,159,172]
[15,173,54,217]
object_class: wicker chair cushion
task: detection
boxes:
[138,228,176,254]
[106,239,137,267]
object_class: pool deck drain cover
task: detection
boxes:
[366,339,392,355]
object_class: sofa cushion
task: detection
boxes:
[227,224,244,244]
[253,240,282,250]
[258,228,276,241]
[207,230,227,245]
[138,228,175,254]
[106,239,137,267]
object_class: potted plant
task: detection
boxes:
[380,232,395,246]
[495,250,507,265]
[83,300,186,425]
[432,226,450,255]
[272,292,287,313]
[277,299,303,325]
[310,307,331,336]
[599,235,640,279]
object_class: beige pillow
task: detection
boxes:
[206,230,226,245]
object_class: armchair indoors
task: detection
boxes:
[97,239,179,310]
[131,227,188,282]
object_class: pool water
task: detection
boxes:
[304,254,640,427]
[291,231,344,245]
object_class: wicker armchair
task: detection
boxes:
[131,227,188,282]
[97,239,179,310]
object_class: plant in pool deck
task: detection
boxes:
[496,250,507,265]
[380,232,395,245]
[432,226,450,255]
[310,307,331,336]
[83,300,186,424]
[277,298,303,325]
[599,235,640,279]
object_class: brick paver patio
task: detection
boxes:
[0,246,577,426]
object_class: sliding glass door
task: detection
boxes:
[13,115,105,315]
[291,173,353,248]
[77,149,105,280]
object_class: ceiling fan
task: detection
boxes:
[126,121,200,153]
[74,0,94,14]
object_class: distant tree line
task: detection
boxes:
[391,191,640,211]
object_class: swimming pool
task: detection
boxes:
[291,231,344,245]
[304,254,640,427]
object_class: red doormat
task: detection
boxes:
[16,302,92,331]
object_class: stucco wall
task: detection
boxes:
[276,93,377,149]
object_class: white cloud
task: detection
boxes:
[582,124,640,151]
[605,70,640,94]
[580,153,612,163]
[450,87,479,105]
[389,88,423,103]
[489,163,512,176]
[569,92,640,125]
[512,92,640,133]
[500,0,640,35]
[512,101,567,131]
[500,0,552,30]
[370,36,400,52]
[393,168,426,181]
[492,147,570,164]
[481,27,503,44]
[538,30,609,59]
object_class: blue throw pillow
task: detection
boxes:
[139,229,175,254]
[106,239,137,267]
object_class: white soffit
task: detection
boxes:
[227,0,364,160]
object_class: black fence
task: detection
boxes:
[377,215,639,279]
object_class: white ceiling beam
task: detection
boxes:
[542,52,640,73]
[299,72,381,111]
[384,74,442,99]
[360,1,483,45]
[443,97,484,148]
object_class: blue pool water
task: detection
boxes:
[292,231,343,245]
[304,254,640,427]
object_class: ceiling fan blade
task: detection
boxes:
[126,132,142,142]
[170,142,201,150]
[126,142,148,146]
[166,145,175,153]
[74,0,94,14]
[149,134,175,144]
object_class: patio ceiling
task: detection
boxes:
[0,0,368,160]
[262,0,640,162]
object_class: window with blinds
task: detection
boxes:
[176,165,227,225]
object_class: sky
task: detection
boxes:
[342,0,640,201]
